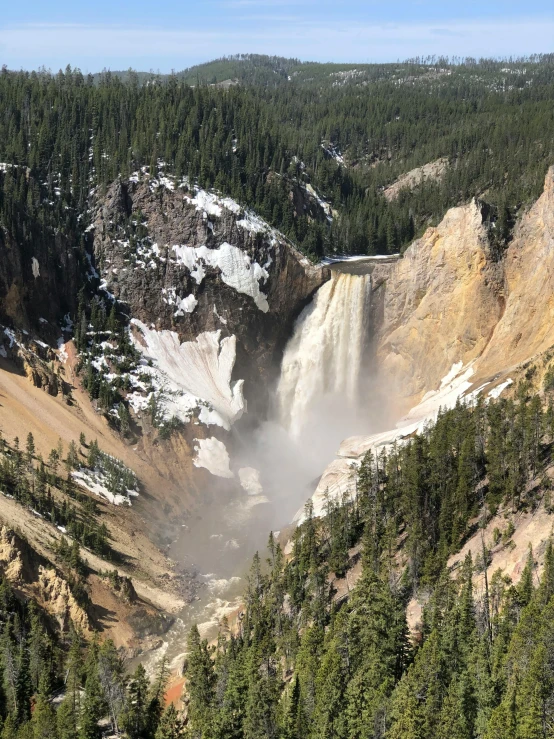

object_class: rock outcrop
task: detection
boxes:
[91,174,329,419]
[375,199,504,406]
[383,157,449,201]
[375,166,554,406]
[37,566,91,633]
[0,526,90,633]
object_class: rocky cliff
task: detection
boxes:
[313,166,554,518]
[0,173,82,336]
[91,172,328,422]
[373,166,554,409]
[478,166,554,376]
[374,199,504,407]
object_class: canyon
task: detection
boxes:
[1,162,554,671]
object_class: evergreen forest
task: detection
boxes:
[181,383,554,739]
[1,54,554,257]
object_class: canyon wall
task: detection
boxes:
[374,166,554,409]
[92,174,329,420]
[311,166,554,520]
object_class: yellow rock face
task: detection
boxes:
[376,166,554,407]
[479,167,554,376]
[377,199,503,406]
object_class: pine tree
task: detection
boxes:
[32,692,58,739]
[79,640,105,739]
[155,703,185,739]
[538,538,554,605]
[185,626,216,738]
[121,664,151,739]
[57,695,78,739]
[518,545,535,607]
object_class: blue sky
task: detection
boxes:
[1,1,553,72]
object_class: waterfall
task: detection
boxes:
[276,271,372,439]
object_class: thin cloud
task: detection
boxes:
[1,17,553,72]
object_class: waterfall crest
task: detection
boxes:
[277,271,371,439]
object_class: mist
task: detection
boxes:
[234,268,392,524]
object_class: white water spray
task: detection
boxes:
[277,271,372,439]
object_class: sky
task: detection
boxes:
[1,0,553,73]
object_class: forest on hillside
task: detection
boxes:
[1,373,554,736]
[182,382,554,739]
[1,55,554,257]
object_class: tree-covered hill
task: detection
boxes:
[1,54,554,258]
[183,381,554,738]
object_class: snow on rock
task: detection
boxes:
[488,378,513,400]
[31,258,40,279]
[304,183,333,220]
[4,328,17,348]
[175,295,198,316]
[238,467,264,496]
[131,320,244,430]
[338,362,478,461]
[213,306,228,325]
[236,210,280,242]
[400,363,476,429]
[186,190,242,218]
[305,363,513,522]
[193,437,234,478]
[198,406,227,427]
[72,470,136,506]
[61,314,73,333]
[321,254,400,265]
[172,242,270,312]
[321,143,345,165]
[161,288,198,316]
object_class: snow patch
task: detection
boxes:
[31,258,40,279]
[57,337,68,363]
[175,294,198,316]
[131,321,244,430]
[213,306,228,325]
[185,189,241,218]
[304,362,504,522]
[162,288,198,315]
[172,242,270,312]
[238,467,264,496]
[198,406,226,427]
[236,210,279,242]
[72,469,137,506]
[304,183,333,219]
[488,378,513,400]
[193,437,234,478]
[321,254,400,265]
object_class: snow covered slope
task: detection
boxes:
[130,320,244,430]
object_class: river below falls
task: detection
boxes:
[137,467,314,676]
